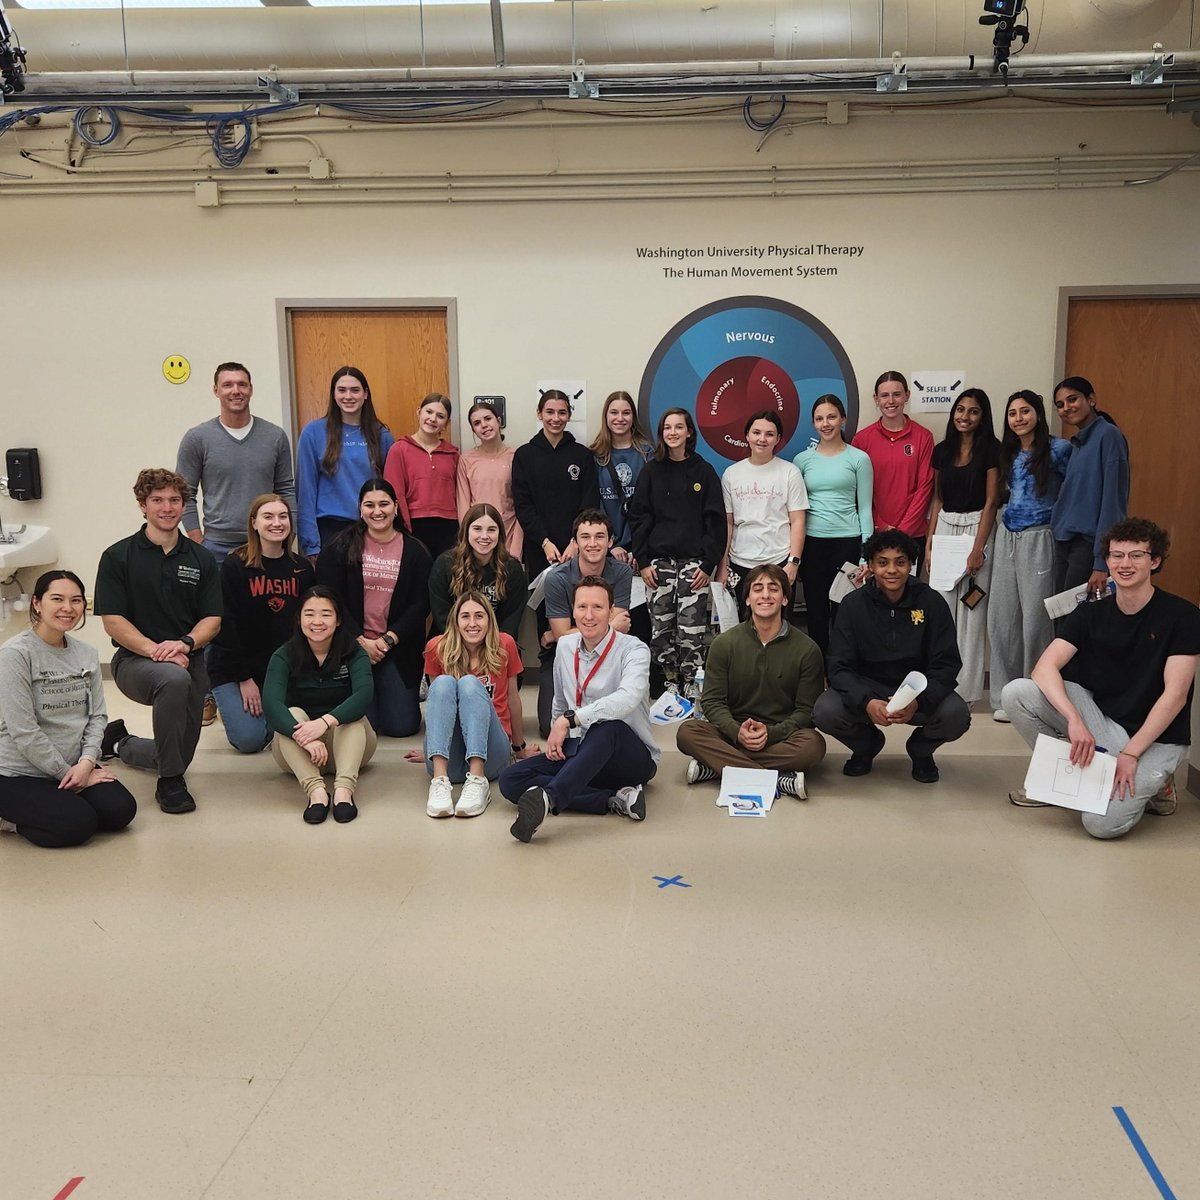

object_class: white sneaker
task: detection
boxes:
[993,709,1010,723]
[456,773,492,818]
[685,758,718,785]
[777,771,806,799]
[426,775,455,818]
[0,817,17,833]
[609,785,646,821]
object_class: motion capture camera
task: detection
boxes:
[979,0,1029,75]
[0,3,26,96]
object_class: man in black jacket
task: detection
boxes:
[813,530,970,783]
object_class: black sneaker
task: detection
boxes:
[156,775,196,814]
[608,785,646,821]
[511,787,549,843]
[843,728,885,777]
[100,719,129,762]
[910,756,939,784]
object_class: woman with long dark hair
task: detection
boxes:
[1050,375,1130,596]
[793,394,874,657]
[296,366,395,556]
[384,392,460,561]
[209,493,315,752]
[629,407,725,698]
[263,585,376,824]
[987,390,1072,719]
[428,502,528,640]
[925,388,1000,704]
[316,478,431,737]
[456,400,522,557]
[0,570,136,847]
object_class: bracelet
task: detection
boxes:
[323,714,335,728]
[511,741,526,752]
[1118,749,1139,760]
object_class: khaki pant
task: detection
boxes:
[676,719,826,773]
[271,708,377,797]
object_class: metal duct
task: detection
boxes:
[9,0,1199,75]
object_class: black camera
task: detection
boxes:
[982,0,1025,17]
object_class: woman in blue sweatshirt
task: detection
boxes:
[296,366,395,556]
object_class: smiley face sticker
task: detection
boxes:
[163,355,191,385]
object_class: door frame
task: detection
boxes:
[275,297,461,444]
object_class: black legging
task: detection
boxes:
[0,775,137,848]
[798,535,861,658]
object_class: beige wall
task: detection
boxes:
[2,98,1198,772]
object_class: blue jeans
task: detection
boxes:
[201,537,242,569]
[423,675,511,783]
[370,656,421,738]
[499,720,657,816]
[211,681,272,754]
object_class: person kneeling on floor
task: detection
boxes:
[499,575,658,843]
[677,563,825,798]
[1002,518,1199,839]
[813,530,969,783]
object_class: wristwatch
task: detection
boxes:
[562,710,577,728]
[787,555,801,565]
[180,634,196,652]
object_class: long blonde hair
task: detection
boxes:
[437,592,507,680]
[589,390,653,465]
[450,503,512,603]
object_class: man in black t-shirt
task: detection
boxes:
[94,469,222,814]
[1001,518,1200,839]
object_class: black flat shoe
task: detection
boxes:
[304,798,330,824]
[332,798,358,824]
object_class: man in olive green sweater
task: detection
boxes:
[676,563,826,797]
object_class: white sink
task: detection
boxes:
[0,524,58,574]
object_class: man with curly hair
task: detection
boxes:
[1003,518,1200,838]
[94,469,223,813]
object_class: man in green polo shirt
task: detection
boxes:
[676,563,826,797]
[94,468,222,813]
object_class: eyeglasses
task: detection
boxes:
[1105,551,1152,563]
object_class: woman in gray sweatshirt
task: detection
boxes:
[0,571,136,847]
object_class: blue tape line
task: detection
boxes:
[652,874,692,889]
[1112,1107,1177,1200]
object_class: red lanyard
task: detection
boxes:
[574,629,617,707]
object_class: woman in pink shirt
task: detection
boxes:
[315,478,431,737]
[384,392,460,561]
[456,400,523,558]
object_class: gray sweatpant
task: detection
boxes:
[111,650,208,779]
[987,522,1056,712]
[930,509,993,705]
[1001,678,1187,840]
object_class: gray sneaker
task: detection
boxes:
[1146,775,1177,816]
[1009,788,1050,808]
[609,785,646,821]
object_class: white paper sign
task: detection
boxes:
[716,767,777,812]
[928,534,974,592]
[1022,734,1115,815]
[911,370,966,415]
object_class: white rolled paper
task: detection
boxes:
[886,670,928,715]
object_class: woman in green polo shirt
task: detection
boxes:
[263,586,375,824]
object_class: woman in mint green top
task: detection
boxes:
[793,395,874,656]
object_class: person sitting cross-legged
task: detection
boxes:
[813,530,970,783]
[1002,518,1199,839]
[676,563,825,798]
[499,575,658,843]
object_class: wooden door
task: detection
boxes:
[1063,296,1200,602]
[290,308,450,442]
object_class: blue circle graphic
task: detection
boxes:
[637,296,860,474]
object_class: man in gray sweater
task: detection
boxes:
[175,361,296,566]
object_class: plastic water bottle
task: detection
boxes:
[692,664,707,721]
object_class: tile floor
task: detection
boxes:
[2,685,1197,1200]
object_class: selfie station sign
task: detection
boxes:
[911,371,966,415]
[637,296,859,475]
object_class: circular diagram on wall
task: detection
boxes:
[637,296,859,473]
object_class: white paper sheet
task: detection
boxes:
[1022,734,1115,815]
[709,582,741,632]
[828,560,863,604]
[927,534,974,592]
[716,766,777,812]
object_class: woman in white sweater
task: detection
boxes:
[0,571,136,847]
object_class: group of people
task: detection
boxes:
[0,361,1194,849]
